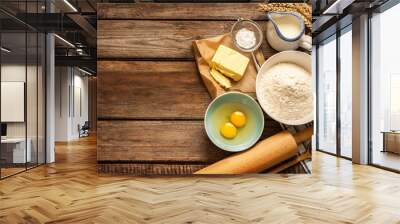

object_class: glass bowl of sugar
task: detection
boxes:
[231,18,263,53]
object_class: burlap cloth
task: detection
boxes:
[193,33,265,99]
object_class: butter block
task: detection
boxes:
[211,45,249,81]
[210,68,232,89]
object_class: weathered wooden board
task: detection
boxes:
[98,20,274,59]
[97,120,283,162]
[98,61,210,119]
[97,3,288,175]
[97,120,229,162]
[98,163,207,176]
[98,3,266,20]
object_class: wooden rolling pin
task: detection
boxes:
[195,127,313,174]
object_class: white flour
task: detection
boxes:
[259,63,312,123]
[235,28,256,49]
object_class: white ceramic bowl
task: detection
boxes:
[256,51,313,125]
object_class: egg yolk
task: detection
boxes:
[220,122,237,139]
[230,111,246,128]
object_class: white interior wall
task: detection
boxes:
[71,73,89,138]
[1,65,28,138]
[1,64,44,163]
[55,66,70,141]
[77,74,89,124]
[54,67,89,141]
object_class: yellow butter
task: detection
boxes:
[210,68,232,89]
[211,45,249,81]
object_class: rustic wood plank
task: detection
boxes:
[98,20,274,59]
[97,120,229,162]
[98,163,206,176]
[98,160,308,176]
[97,120,283,162]
[96,4,284,174]
[97,61,210,119]
[98,3,266,20]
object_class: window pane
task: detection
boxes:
[371,3,400,171]
[340,27,352,158]
[27,30,38,169]
[38,32,45,165]
[318,36,337,154]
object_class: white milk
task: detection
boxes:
[273,15,301,39]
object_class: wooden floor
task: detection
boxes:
[0,135,399,224]
[1,167,26,178]
[372,150,400,171]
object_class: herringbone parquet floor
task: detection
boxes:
[0,135,399,224]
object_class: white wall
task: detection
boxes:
[1,63,46,164]
[55,66,70,141]
[1,65,26,139]
[54,67,89,141]
[1,64,35,138]
[1,64,25,81]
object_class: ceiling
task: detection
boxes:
[0,0,140,73]
[312,0,390,43]
[1,31,46,64]
[0,0,104,73]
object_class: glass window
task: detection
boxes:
[1,20,28,178]
[339,26,352,158]
[0,1,46,179]
[27,30,38,169]
[317,35,337,154]
[370,3,400,171]
[38,32,45,165]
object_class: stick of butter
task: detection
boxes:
[210,68,232,89]
[211,45,249,81]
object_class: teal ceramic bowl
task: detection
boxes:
[204,92,265,152]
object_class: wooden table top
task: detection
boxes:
[96,3,286,175]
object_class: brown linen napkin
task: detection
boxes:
[193,33,265,99]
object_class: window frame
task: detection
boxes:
[315,23,353,161]
[0,1,48,180]
[367,0,400,173]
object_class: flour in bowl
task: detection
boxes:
[258,63,312,123]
